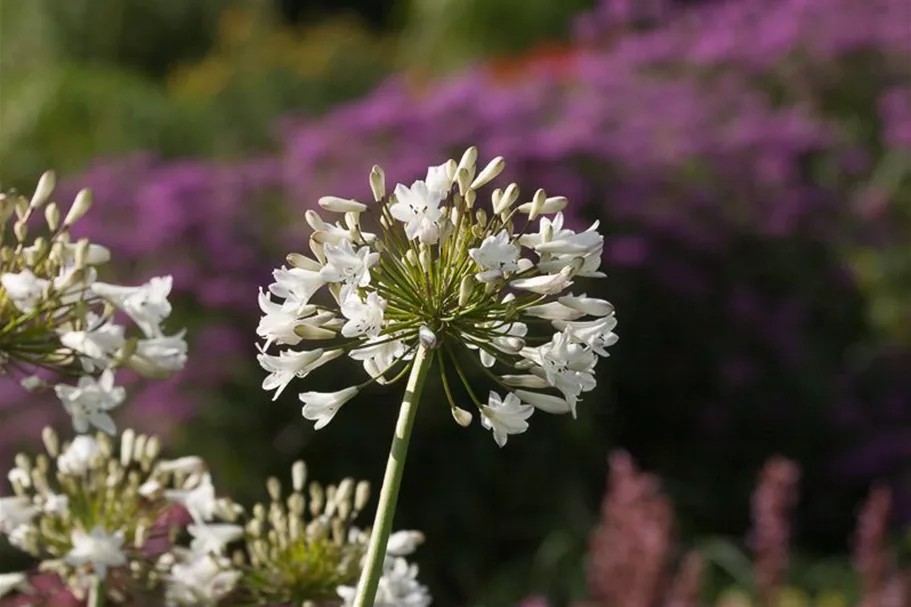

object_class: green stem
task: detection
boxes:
[87,576,105,607]
[352,344,434,607]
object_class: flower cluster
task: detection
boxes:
[0,172,186,436]
[0,427,430,606]
[232,462,429,606]
[257,148,617,445]
[0,427,233,603]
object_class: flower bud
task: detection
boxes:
[318,196,367,213]
[528,188,547,220]
[494,183,519,214]
[354,480,370,511]
[62,189,92,227]
[457,146,478,176]
[29,171,55,210]
[292,461,307,492]
[470,156,505,190]
[370,165,385,201]
[458,275,473,306]
[451,406,473,427]
[44,202,60,232]
[419,325,438,349]
[456,167,471,196]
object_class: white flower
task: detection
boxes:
[1,270,49,312]
[320,240,379,287]
[340,290,386,338]
[165,474,219,522]
[300,387,359,430]
[258,348,343,401]
[554,315,619,357]
[167,552,240,607]
[91,275,174,337]
[187,523,244,555]
[59,314,126,372]
[424,162,453,196]
[469,230,520,281]
[338,556,431,607]
[390,181,444,244]
[521,330,596,412]
[513,389,574,415]
[57,435,102,475]
[348,336,406,384]
[0,496,38,533]
[269,265,326,309]
[480,392,534,447]
[0,572,30,598]
[127,331,188,377]
[65,526,127,580]
[54,369,125,434]
[387,530,425,557]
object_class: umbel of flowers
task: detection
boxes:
[0,172,187,436]
[256,147,617,604]
[0,428,430,607]
[0,427,241,605]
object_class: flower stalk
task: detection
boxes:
[353,344,434,607]
[87,577,105,607]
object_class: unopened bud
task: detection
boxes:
[470,156,505,190]
[528,189,547,220]
[495,183,520,215]
[267,477,282,503]
[292,461,307,492]
[465,189,477,208]
[459,275,473,306]
[41,427,59,458]
[451,406,473,427]
[120,429,136,468]
[13,221,27,243]
[29,171,56,210]
[457,147,478,176]
[419,325,438,349]
[63,189,92,227]
[456,168,471,196]
[44,203,60,232]
[370,165,385,201]
[318,196,366,213]
[354,481,370,511]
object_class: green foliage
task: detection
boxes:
[398,0,592,73]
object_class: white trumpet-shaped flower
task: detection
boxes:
[64,526,126,580]
[469,230,520,282]
[480,392,534,447]
[300,387,360,429]
[389,181,444,244]
[54,369,126,434]
[320,240,380,287]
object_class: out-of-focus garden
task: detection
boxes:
[1,0,910,604]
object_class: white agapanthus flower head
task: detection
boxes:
[0,171,188,435]
[257,148,618,446]
[0,426,241,603]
